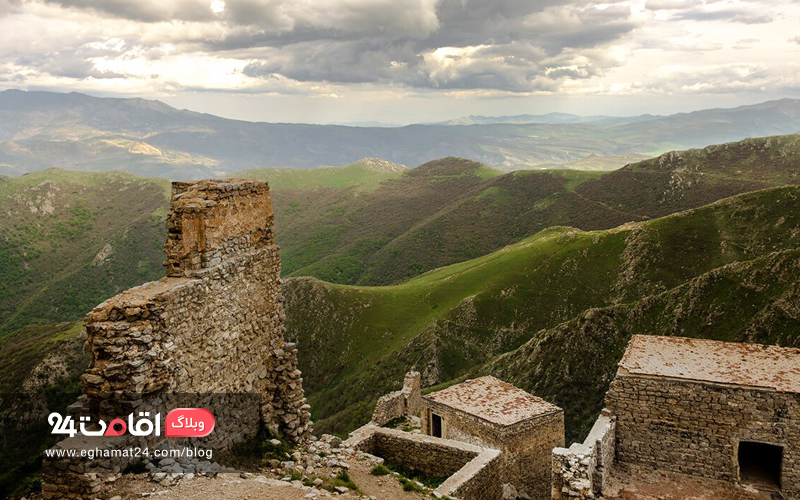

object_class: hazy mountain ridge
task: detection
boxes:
[3,90,800,178]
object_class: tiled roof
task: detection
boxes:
[618,335,800,393]
[423,376,561,427]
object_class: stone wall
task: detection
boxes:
[42,179,312,498]
[606,375,800,499]
[551,410,615,500]
[345,425,503,500]
[371,371,421,426]
[421,399,564,500]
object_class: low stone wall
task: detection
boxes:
[346,425,503,500]
[371,371,421,426]
[551,410,615,500]
[606,375,800,499]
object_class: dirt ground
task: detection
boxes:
[112,459,429,500]
[604,464,776,500]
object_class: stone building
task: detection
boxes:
[421,376,564,499]
[42,179,312,498]
[605,335,800,498]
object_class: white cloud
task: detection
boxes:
[0,0,798,120]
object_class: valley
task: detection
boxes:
[2,133,799,447]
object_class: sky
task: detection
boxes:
[0,0,799,124]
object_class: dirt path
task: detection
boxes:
[605,464,773,500]
[111,459,428,500]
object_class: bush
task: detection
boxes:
[370,464,390,476]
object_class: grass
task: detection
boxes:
[300,470,361,494]
[0,169,168,335]
[286,186,800,436]
[370,464,391,476]
[385,461,447,489]
[236,159,406,193]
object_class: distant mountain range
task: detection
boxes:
[2,89,800,178]
[433,112,663,125]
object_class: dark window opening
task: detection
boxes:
[431,413,442,438]
[738,441,782,491]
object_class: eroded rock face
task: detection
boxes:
[43,179,312,499]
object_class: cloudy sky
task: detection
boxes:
[0,0,799,123]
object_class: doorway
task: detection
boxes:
[738,441,782,491]
[431,413,442,438]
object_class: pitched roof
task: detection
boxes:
[423,376,561,426]
[618,335,800,393]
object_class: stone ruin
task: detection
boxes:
[552,335,800,500]
[354,373,564,500]
[370,371,422,426]
[41,179,312,498]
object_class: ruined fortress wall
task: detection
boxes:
[81,179,311,441]
[421,400,563,500]
[551,411,615,500]
[43,179,312,499]
[606,375,800,499]
[502,411,564,500]
[371,371,421,425]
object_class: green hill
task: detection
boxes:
[275,135,800,285]
[236,158,407,192]
[480,245,800,442]
[0,170,168,335]
[282,186,800,436]
[3,134,799,336]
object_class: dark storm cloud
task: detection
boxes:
[43,0,216,22]
[234,0,641,91]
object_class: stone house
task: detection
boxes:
[606,335,800,498]
[422,376,565,499]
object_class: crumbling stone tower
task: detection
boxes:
[81,179,311,443]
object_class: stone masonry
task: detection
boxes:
[551,409,615,499]
[345,425,504,500]
[606,335,800,499]
[370,371,422,426]
[42,179,312,499]
[422,376,565,500]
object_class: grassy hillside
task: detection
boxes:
[0,321,88,497]
[4,134,799,335]
[275,135,800,285]
[0,170,168,334]
[576,134,800,218]
[481,246,800,442]
[283,186,800,436]
[236,158,406,192]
